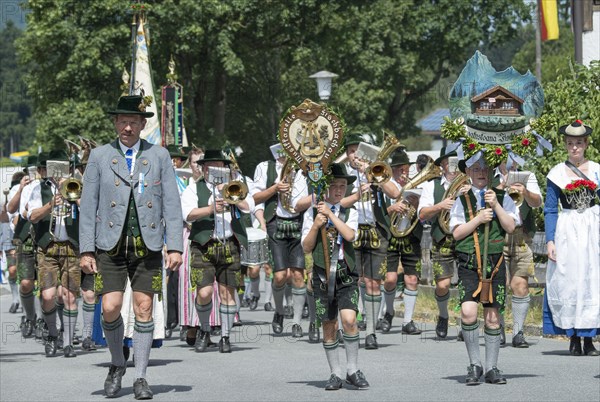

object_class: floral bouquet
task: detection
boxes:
[564,179,599,213]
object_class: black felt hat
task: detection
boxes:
[330,163,356,184]
[37,150,68,167]
[108,95,154,118]
[344,134,363,147]
[434,146,458,166]
[167,144,188,160]
[559,120,593,137]
[390,151,414,167]
[196,149,231,165]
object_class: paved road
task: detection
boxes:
[0,287,598,401]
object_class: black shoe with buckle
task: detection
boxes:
[302,303,309,319]
[82,337,97,351]
[45,335,58,357]
[21,318,34,338]
[195,330,215,353]
[512,331,529,348]
[264,302,274,311]
[8,302,19,314]
[133,377,153,400]
[104,365,126,398]
[308,322,320,343]
[364,334,378,350]
[465,364,483,386]
[292,323,303,338]
[219,336,231,353]
[380,312,394,333]
[325,374,343,390]
[272,312,284,334]
[484,367,507,384]
[402,321,422,335]
[249,296,259,311]
[63,345,76,358]
[436,316,448,339]
[569,335,582,356]
[583,337,599,356]
[346,370,370,389]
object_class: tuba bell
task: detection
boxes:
[365,131,403,185]
[438,173,471,234]
[389,159,442,237]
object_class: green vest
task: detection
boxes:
[34,181,79,249]
[430,177,449,244]
[264,161,278,222]
[372,187,391,240]
[189,179,249,248]
[519,201,536,238]
[311,207,356,271]
[455,189,506,255]
[124,192,141,237]
[13,215,32,243]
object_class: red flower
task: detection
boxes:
[468,143,475,150]
[495,148,503,155]
[521,138,530,146]
[566,183,574,191]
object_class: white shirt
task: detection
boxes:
[181,174,254,241]
[347,165,375,225]
[253,160,306,218]
[448,186,520,231]
[19,180,38,219]
[417,174,452,218]
[119,140,140,173]
[301,202,358,260]
[27,180,69,242]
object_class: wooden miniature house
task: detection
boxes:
[471,85,523,116]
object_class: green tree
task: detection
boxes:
[0,20,35,159]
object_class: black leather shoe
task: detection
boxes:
[45,335,58,357]
[357,319,366,331]
[63,345,76,358]
[292,324,303,338]
[457,330,464,342]
[511,331,529,348]
[104,365,126,398]
[308,322,320,343]
[346,370,370,389]
[465,364,483,385]
[8,302,19,314]
[301,303,309,319]
[436,316,448,339]
[219,336,231,353]
[583,337,599,356]
[73,335,80,345]
[484,367,507,384]
[195,330,215,353]
[82,337,97,351]
[264,302,274,311]
[284,305,294,319]
[186,327,198,346]
[364,334,378,350]
[380,312,394,333]
[249,296,259,311]
[569,336,582,356]
[21,318,34,338]
[272,312,284,334]
[325,374,343,390]
[500,326,506,345]
[402,321,422,335]
[133,377,153,400]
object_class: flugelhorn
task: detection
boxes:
[390,159,442,237]
[438,173,471,234]
[222,149,249,205]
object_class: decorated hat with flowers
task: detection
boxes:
[559,120,593,137]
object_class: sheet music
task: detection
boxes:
[505,171,531,186]
[355,142,381,163]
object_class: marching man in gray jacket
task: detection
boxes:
[79,95,183,400]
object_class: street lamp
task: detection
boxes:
[309,70,338,101]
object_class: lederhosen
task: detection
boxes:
[95,145,163,296]
[455,189,507,309]
[386,190,423,277]
[188,179,250,290]
[264,160,305,272]
[353,184,390,281]
[34,180,82,293]
[13,215,36,282]
[311,206,359,322]
[429,177,457,280]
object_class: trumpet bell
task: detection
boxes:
[366,162,392,185]
[59,178,83,202]
[508,188,523,207]
[223,180,249,204]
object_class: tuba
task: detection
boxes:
[222,149,249,205]
[438,173,471,234]
[389,159,442,237]
[279,158,297,214]
[365,131,403,185]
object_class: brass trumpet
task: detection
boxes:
[507,187,524,207]
[438,173,471,234]
[59,178,83,202]
[222,149,249,205]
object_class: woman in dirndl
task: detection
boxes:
[544,120,600,356]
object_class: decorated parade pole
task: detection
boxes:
[161,56,185,147]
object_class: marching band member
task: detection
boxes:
[3,171,25,314]
[252,143,312,337]
[181,149,254,353]
[301,163,369,390]
[341,135,400,350]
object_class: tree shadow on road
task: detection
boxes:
[91,384,193,397]
[0,351,43,362]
